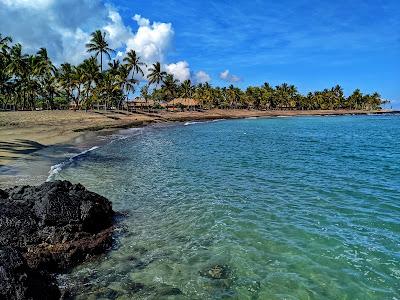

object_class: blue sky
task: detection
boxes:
[1,0,399,107]
[115,0,400,107]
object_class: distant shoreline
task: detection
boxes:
[0,109,397,187]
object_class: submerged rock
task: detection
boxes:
[0,180,115,299]
[200,264,231,279]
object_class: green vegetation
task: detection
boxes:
[0,32,389,111]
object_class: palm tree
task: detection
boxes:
[80,57,100,110]
[162,74,179,101]
[58,63,74,105]
[140,84,149,102]
[108,60,121,76]
[36,48,56,75]
[86,30,114,72]
[117,64,138,110]
[180,79,194,98]
[0,34,12,58]
[147,62,166,86]
[123,50,146,79]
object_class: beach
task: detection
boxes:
[0,109,391,168]
[1,111,399,298]
[0,108,393,188]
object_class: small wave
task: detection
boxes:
[47,146,99,181]
[184,119,224,126]
[184,121,203,126]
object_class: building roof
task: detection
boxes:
[127,99,155,106]
[168,98,200,106]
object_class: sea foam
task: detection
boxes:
[47,146,99,181]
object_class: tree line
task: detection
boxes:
[0,31,388,111]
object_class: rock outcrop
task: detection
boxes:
[0,246,61,300]
[0,180,114,300]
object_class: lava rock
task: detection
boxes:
[0,180,115,299]
[0,246,61,300]
[0,180,114,271]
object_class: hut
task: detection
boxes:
[165,98,201,111]
[126,98,155,112]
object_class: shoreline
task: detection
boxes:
[0,109,396,187]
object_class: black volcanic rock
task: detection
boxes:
[0,180,113,271]
[0,246,60,300]
[0,180,115,299]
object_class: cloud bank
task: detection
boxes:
[0,0,211,83]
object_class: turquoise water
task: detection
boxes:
[54,115,400,299]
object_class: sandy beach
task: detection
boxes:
[0,108,395,188]
[0,108,393,168]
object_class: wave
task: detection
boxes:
[47,146,99,181]
[184,119,224,126]
[184,121,202,126]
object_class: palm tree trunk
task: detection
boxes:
[100,52,103,72]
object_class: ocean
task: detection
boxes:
[52,115,400,299]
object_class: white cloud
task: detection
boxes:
[0,0,174,67]
[219,69,241,83]
[126,15,174,64]
[133,14,150,27]
[103,8,133,50]
[0,0,109,64]
[0,0,53,9]
[165,61,190,82]
[220,70,230,80]
[195,71,211,83]
[0,0,201,86]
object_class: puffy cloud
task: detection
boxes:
[0,0,174,67]
[165,61,190,82]
[0,0,199,86]
[219,69,241,83]
[133,14,150,27]
[126,15,174,64]
[103,8,133,50]
[195,71,211,83]
[0,0,108,64]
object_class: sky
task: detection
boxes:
[0,0,399,107]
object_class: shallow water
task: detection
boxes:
[54,115,400,299]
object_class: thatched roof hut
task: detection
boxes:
[127,99,155,110]
[167,98,200,107]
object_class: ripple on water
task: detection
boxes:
[55,115,400,299]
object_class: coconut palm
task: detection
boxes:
[123,50,146,78]
[117,64,138,109]
[162,74,179,101]
[180,79,194,98]
[80,57,100,110]
[147,62,166,86]
[86,30,114,72]
[0,34,12,58]
[140,84,149,102]
[58,63,74,104]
